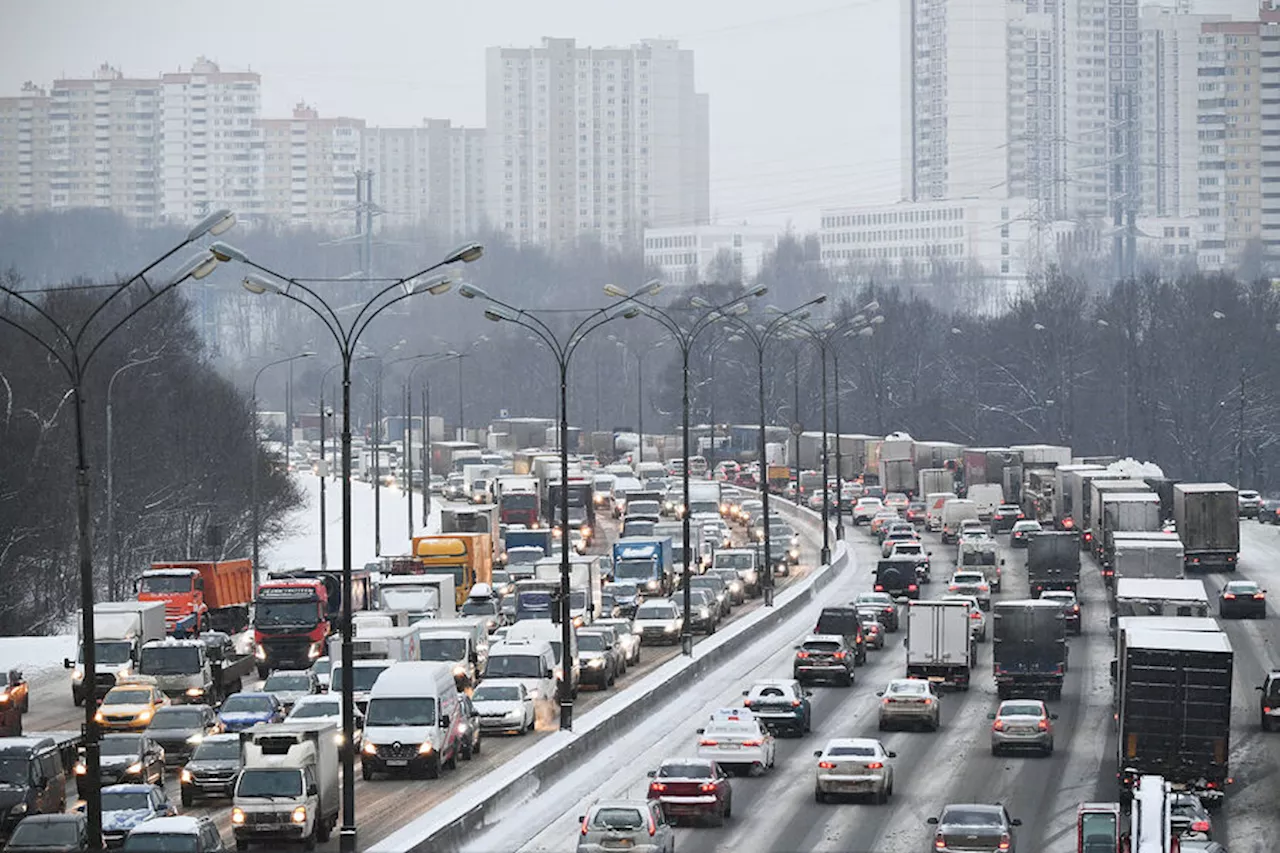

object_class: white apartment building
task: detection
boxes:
[159,58,263,225]
[362,118,486,242]
[46,64,162,220]
[485,37,709,251]
[642,225,779,285]
[259,102,363,229]
[818,197,1033,281]
[0,82,51,214]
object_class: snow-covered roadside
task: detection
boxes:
[262,472,441,572]
[0,635,77,685]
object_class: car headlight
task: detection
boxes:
[417,742,434,755]
[362,741,377,756]
[587,658,605,668]
[116,665,131,678]
[664,624,677,633]
[186,687,205,698]
[789,549,799,559]
[137,710,152,723]
[126,762,143,775]
[292,806,308,824]
[580,525,592,537]
[646,579,660,590]
[75,763,86,776]
[254,644,266,661]
[231,808,245,825]
[94,711,105,723]
[180,769,193,783]
[73,668,84,681]
[186,734,204,745]
[9,803,25,816]
[700,607,710,618]
[572,615,585,628]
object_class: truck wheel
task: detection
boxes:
[256,665,269,680]
[304,830,317,851]
[317,818,332,843]
[73,692,84,708]
[181,789,193,808]
[362,763,374,781]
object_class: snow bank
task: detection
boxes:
[1106,457,1164,479]
[0,634,76,682]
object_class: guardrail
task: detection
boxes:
[371,493,850,853]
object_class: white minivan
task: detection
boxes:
[966,484,1004,521]
[506,620,579,698]
[940,498,980,544]
[483,639,558,707]
[924,492,955,532]
[361,661,463,780]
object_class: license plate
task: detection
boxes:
[719,743,740,749]
[385,759,408,767]
[605,839,634,849]
[928,676,944,683]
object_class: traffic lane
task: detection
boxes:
[501,534,875,853]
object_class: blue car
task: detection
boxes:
[216,692,284,733]
[96,783,175,848]
[742,678,812,737]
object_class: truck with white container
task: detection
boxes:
[233,721,339,848]
[1173,483,1240,571]
[1052,464,1103,529]
[1098,492,1161,568]
[904,600,976,690]
[917,468,954,502]
[66,601,166,706]
[374,574,457,622]
[1111,533,1185,582]
[1085,480,1151,551]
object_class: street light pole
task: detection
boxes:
[253,352,314,589]
[422,383,431,527]
[458,281,652,728]
[0,208,234,852]
[389,353,454,537]
[217,237,481,853]
[106,354,161,598]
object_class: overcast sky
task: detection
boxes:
[1,0,901,231]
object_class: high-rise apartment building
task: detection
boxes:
[46,64,162,220]
[485,37,709,250]
[259,102,363,229]
[362,118,487,242]
[159,57,263,224]
[0,82,52,214]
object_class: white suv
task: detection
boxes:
[853,497,884,525]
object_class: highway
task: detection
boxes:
[468,513,1280,853]
[27,487,824,851]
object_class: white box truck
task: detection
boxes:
[1111,534,1185,582]
[905,600,976,690]
[67,600,166,706]
[233,720,339,849]
[917,468,953,500]
[374,574,457,622]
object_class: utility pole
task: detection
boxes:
[1124,89,1138,281]
[1112,88,1126,283]
[1237,364,1246,487]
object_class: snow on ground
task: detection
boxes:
[262,472,441,572]
[0,635,76,684]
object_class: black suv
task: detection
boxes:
[813,607,867,665]
[991,504,1024,533]
[793,634,857,686]
[874,558,919,599]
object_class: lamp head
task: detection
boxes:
[445,241,484,265]
[603,284,629,298]
[172,252,219,285]
[642,279,663,296]
[862,300,880,313]
[1033,322,1046,331]
[187,208,236,241]
[857,327,874,337]
[1211,310,1226,320]
[749,284,768,298]
[412,273,453,296]
[871,315,885,325]
[457,282,488,300]
[950,327,963,335]
[242,274,281,295]
[208,241,247,264]
[690,296,710,309]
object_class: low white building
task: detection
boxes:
[819,197,1034,282]
[643,224,780,285]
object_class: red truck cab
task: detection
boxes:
[138,560,253,636]
[252,580,331,679]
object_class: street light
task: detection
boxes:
[725,294,827,605]
[365,341,406,558]
[218,240,480,853]
[0,209,234,852]
[106,353,161,599]
[611,336,666,465]
[252,351,315,587]
[781,303,882,558]
[459,282,647,728]
[389,352,456,537]
[624,285,767,655]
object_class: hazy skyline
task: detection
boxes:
[2,0,901,231]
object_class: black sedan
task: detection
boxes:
[991,504,1024,533]
[1220,580,1267,619]
[77,733,165,790]
[145,704,219,765]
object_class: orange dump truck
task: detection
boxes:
[138,559,254,636]
[406,534,493,607]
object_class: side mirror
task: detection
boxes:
[696,728,705,735]
[545,670,554,680]
[577,815,585,824]
[646,770,656,778]
[1050,714,1059,720]
[1000,559,1006,566]
[439,715,450,728]
[741,690,749,696]
[926,817,939,825]
[307,784,318,796]
[1258,685,1265,691]
[887,750,897,758]
[803,690,813,697]
[875,691,884,697]
[63,658,74,670]
[812,750,823,757]
[1010,818,1022,827]
[792,645,801,651]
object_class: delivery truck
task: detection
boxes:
[137,559,254,636]
[1173,483,1240,571]
[373,575,457,622]
[917,468,954,501]
[1026,531,1081,595]
[233,721,339,848]
[904,600,976,690]
[1111,533,1185,583]
[66,601,166,706]
[992,599,1067,700]
[610,537,674,595]
[1098,493,1161,568]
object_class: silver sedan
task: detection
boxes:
[990,699,1056,756]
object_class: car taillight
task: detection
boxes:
[699,739,718,746]
[1265,705,1273,713]
[993,719,1004,731]
[649,782,667,792]
[1256,593,1266,599]
[581,815,590,836]
[792,699,803,707]
[742,739,763,747]
[833,651,847,659]
[935,836,947,851]
[882,697,892,705]
[1191,820,1210,832]
[1072,605,1080,612]
[949,585,959,591]
[1038,719,1049,731]
[908,584,918,591]
[796,651,810,659]
[818,760,836,769]
[922,697,933,705]
[699,782,718,793]
[970,611,982,620]
[1223,593,1236,599]
[998,835,1011,851]
[883,607,894,613]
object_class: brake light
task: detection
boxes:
[1256,593,1267,599]
[949,585,959,592]
[970,611,982,619]
[699,739,718,746]
[1072,605,1080,612]
[922,697,933,705]
[979,584,989,592]
[874,584,885,592]
[1191,820,1210,832]
[883,607,894,614]
[998,835,1011,851]
[833,651,847,659]
[1017,514,1024,519]
[699,782,718,793]
[743,699,752,707]
[796,651,810,659]
[649,782,667,793]
[992,719,1004,731]
[742,739,763,747]
[908,584,918,591]
[1265,706,1273,713]
[1038,719,1049,731]
[582,815,590,836]
[818,760,836,769]
[935,836,947,850]
[865,761,884,769]
[1224,593,1236,599]
[792,699,803,707]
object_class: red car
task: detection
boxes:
[647,757,733,826]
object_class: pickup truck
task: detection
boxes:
[138,633,253,706]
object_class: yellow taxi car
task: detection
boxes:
[96,678,169,731]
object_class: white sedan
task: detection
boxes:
[696,711,776,776]
[287,694,364,750]
[813,737,896,804]
[471,681,537,735]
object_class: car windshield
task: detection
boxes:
[263,674,310,692]
[716,553,755,569]
[94,640,134,665]
[827,746,875,757]
[104,689,151,705]
[474,685,521,702]
[591,807,645,830]
[100,736,142,757]
[658,762,713,779]
[637,605,677,620]
[0,757,31,785]
[237,767,302,798]
[331,665,388,693]
[289,701,340,720]
[419,637,468,661]
[364,697,437,726]
[942,808,1002,827]
[568,591,588,610]
[888,681,927,695]
[461,600,496,616]
[12,818,81,844]
[139,646,201,675]
[221,695,273,714]
[254,600,319,627]
[139,575,191,594]
[614,560,656,581]
[578,634,607,652]
[485,654,545,679]
[1000,703,1043,716]
[151,708,204,728]
[802,641,841,652]
[192,739,240,760]
[102,790,152,812]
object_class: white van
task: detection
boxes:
[417,618,490,689]
[506,620,578,698]
[924,492,955,532]
[361,661,463,780]
[966,484,1004,521]
[940,499,980,544]
[483,639,557,707]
